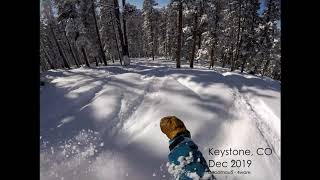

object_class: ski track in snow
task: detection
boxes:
[108,75,166,142]
[223,74,281,160]
[239,92,280,160]
[40,58,280,180]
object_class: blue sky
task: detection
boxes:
[258,0,267,15]
[127,0,169,9]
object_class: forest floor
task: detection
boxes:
[40,58,280,180]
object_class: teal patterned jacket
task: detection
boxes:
[167,132,216,180]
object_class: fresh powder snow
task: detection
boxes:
[40,58,280,180]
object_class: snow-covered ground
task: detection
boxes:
[40,58,280,180]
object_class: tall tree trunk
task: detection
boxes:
[81,47,90,67]
[262,28,273,76]
[222,52,226,68]
[164,40,168,60]
[253,64,259,75]
[114,0,129,64]
[189,14,198,68]
[151,40,155,61]
[240,58,246,73]
[167,34,171,59]
[40,48,49,71]
[111,13,122,65]
[262,58,270,76]
[151,23,155,61]
[272,61,280,80]
[253,1,272,75]
[198,33,201,50]
[40,41,55,69]
[91,0,107,66]
[95,57,99,66]
[40,56,47,71]
[253,58,263,75]
[111,54,115,63]
[197,0,203,51]
[175,0,182,68]
[122,0,130,58]
[231,0,242,71]
[209,44,215,69]
[209,9,220,69]
[72,44,81,67]
[73,44,82,65]
[63,32,79,67]
[113,0,124,50]
[46,35,59,67]
[241,40,252,73]
[230,44,235,71]
[242,15,255,74]
[196,0,204,63]
[49,25,70,69]
[195,32,201,63]
[43,49,55,69]
[40,56,46,72]
[235,24,245,66]
[235,38,243,65]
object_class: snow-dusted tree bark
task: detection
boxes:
[122,1,129,49]
[122,0,130,65]
[111,15,123,64]
[91,0,108,66]
[195,0,204,64]
[63,31,80,67]
[208,6,220,69]
[95,57,99,66]
[113,0,130,65]
[189,13,198,68]
[81,47,90,67]
[231,0,244,71]
[40,41,55,69]
[175,0,183,68]
[49,24,70,69]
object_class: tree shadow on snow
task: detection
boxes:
[40,61,280,179]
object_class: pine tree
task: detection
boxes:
[40,0,280,80]
[239,0,260,73]
[261,0,280,76]
[142,0,157,60]
[186,0,200,68]
[206,0,223,69]
[165,4,178,60]
[126,4,144,58]
[157,8,168,57]
[42,0,71,69]
[99,0,123,64]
